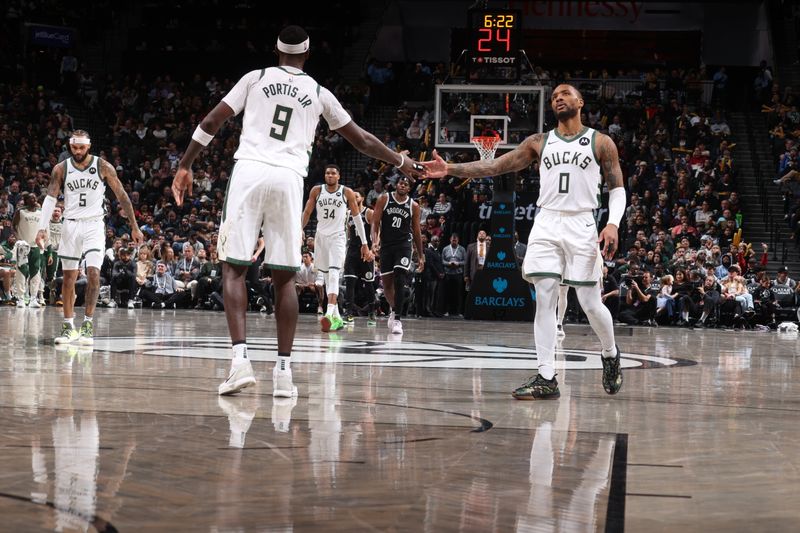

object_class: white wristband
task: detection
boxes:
[192,126,214,146]
[38,195,56,232]
[607,187,626,227]
[394,153,405,168]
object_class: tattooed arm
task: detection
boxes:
[421,133,544,179]
[595,133,626,259]
[102,159,144,245]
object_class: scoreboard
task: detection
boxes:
[467,9,522,82]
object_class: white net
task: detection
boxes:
[471,135,501,161]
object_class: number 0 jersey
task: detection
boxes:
[537,127,602,212]
[63,156,106,219]
[315,184,348,235]
[222,66,352,177]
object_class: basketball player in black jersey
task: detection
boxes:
[371,176,424,335]
[343,191,377,325]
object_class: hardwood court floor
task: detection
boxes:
[1,307,799,531]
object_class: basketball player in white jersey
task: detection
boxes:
[36,130,143,345]
[302,164,372,333]
[12,192,45,307]
[171,25,424,399]
[422,84,625,400]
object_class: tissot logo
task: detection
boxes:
[92,336,693,370]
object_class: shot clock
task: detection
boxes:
[467,9,521,81]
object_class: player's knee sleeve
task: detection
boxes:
[326,268,340,296]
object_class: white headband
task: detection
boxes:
[69,136,91,145]
[277,37,309,54]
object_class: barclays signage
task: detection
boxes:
[465,177,534,321]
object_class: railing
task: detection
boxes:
[560,78,715,106]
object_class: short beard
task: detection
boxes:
[72,151,88,163]
[556,107,579,122]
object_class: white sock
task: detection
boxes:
[232,343,247,361]
[277,355,290,372]
[327,303,336,316]
[333,304,341,318]
[64,317,74,328]
[699,311,708,323]
[83,315,93,323]
[601,346,617,359]
[681,310,689,322]
[389,310,395,322]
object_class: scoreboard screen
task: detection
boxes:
[468,9,521,81]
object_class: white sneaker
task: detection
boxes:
[391,319,403,335]
[272,366,298,398]
[127,300,135,309]
[218,396,258,448]
[387,313,396,331]
[16,299,26,308]
[218,359,256,395]
[107,300,117,308]
[29,299,41,309]
[557,324,566,338]
[272,396,298,433]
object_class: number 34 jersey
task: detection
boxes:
[63,155,106,219]
[537,127,602,212]
[222,66,352,178]
[316,185,348,235]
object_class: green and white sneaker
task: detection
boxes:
[54,323,80,344]
[367,313,377,326]
[512,374,561,400]
[329,315,344,331]
[79,320,94,346]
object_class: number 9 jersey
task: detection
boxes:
[222,66,352,178]
[63,155,106,219]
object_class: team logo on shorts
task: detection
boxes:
[89,167,97,174]
[365,271,374,280]
[400,257,410,266]
[579,137,590,146]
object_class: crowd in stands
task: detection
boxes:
[1,35,798,328]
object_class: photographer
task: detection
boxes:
[619,270,658,326]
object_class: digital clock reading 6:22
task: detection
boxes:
[470,9,520,55]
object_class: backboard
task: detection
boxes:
[434,84,546,151]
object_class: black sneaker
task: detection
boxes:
[512,374,560,400]
[601,345,623,395]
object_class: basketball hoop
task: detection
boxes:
[471,134,501,161]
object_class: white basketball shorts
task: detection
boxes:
[314,231,346,273]
[218,159,303,272]
[58,216,105,270]
[522,209,602,286]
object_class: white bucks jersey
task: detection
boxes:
[48,220,63,250]
[16,208,42,244]
[222,66,352,177]
[63,156,106,219]
[538,127,602,211]
[316,185,348,235]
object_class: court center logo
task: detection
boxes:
[92,336,693,370]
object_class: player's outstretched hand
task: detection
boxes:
[172,166,193,207]
[361,244,374,263]
[396,150,426,180]
[598,224,619,260]
[419,150,448,178]
[131,227,144,246]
